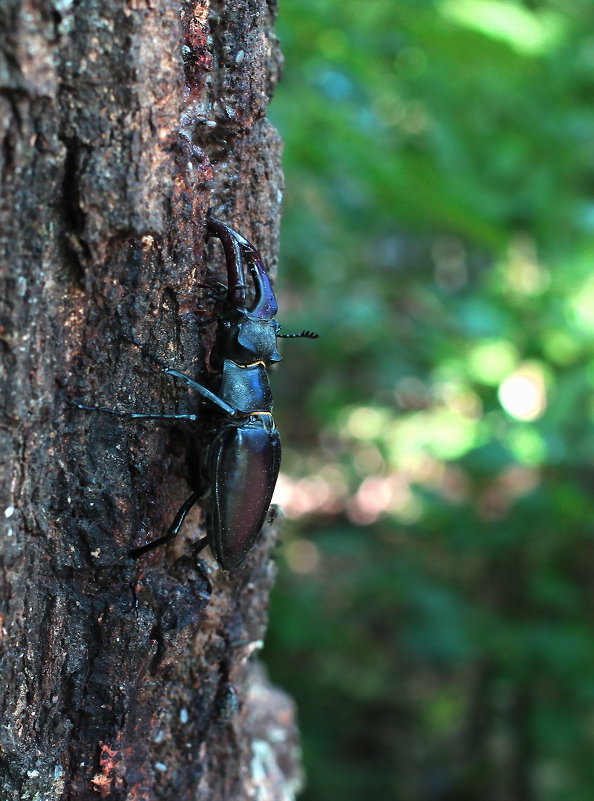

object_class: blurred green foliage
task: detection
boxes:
[263,1,594,800]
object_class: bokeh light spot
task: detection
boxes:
[498,363,547,421]
[440,0,564,55]
[346,406,388,440]
[507,427,547,466]
[569,276,594,334]
[285,538,321,574]
[468,340,518,386]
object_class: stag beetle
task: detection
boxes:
[73,211,317,571]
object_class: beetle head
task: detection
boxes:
[206,212,281,364]
[217,310,281,366]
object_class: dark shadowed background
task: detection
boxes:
[262,2,594,800]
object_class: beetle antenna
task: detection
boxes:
[277,330,319,339]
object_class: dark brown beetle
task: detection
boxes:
[73,212,317,570]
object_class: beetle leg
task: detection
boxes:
[195,280,228,302]
[129,490,201,558]
[70,399,198,422]
[192,536,209,556]
[190,536,213,594]
[164,369,239,417]
[114,341,233,413]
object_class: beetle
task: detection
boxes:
[72,211,317,571]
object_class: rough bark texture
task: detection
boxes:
[0,2,301,799]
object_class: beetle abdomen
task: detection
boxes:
[210,419,281,571]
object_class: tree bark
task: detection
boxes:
[0,1,301,799]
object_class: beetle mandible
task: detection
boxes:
[73,211,317,571]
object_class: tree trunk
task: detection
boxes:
[0,1,301,799]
